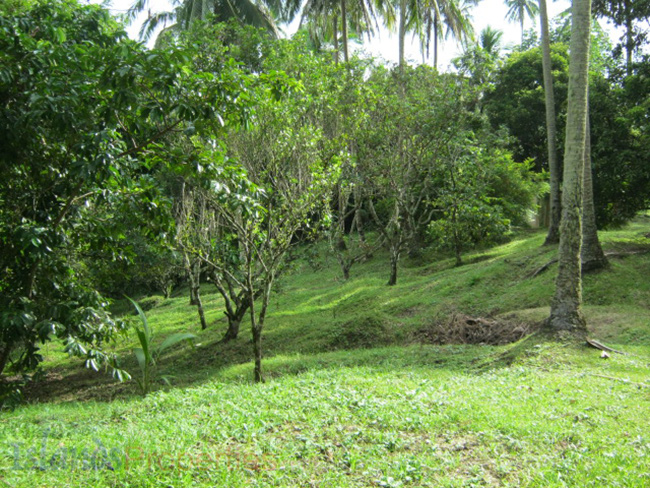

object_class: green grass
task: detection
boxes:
[1,217,649,487]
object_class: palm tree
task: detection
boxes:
[581,106,608,271]
[299,0,380,63]
[128,0,279,43]
[539,0,561,245]
[545,0,592,333]
[417,0,476,69]
[479,25,503,56]
[505,0,539,46]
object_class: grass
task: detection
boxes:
[1,216,649,487]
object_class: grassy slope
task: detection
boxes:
[1,216,649,487]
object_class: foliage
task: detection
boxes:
[127,297,196,396]
[429,140,542,265]
[0,0,256,379]
[486,43,570,170]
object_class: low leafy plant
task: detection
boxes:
[127,297,196,396]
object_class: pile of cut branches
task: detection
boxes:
[415,313,536,346]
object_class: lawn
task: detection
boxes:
[1,216,649,487]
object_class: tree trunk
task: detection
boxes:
[341,0,349,63]
[187,257,207,330]
[387,247,400,286]
[252,325,263,383]
[545,0,591,334]
[223,314,241,342]
[433,17,439,69]
[195,292,207,330]
[185,253,198,306]
[581,111,608,272]
[540,0,561,245]
[250,279,272,384]
[333,15,339,65]
[625,0,633,74]
[0,343,11,377]
[398,0,407,69]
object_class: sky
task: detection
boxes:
[97,0,613,72]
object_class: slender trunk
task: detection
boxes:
[337,185,347,252]
[398,0,407,69]
[353,186,369,254]
[0,343,11,377]
[625,0,633,74]
[250,279,272,384]
[342,262,351,280]
[387,247,400,286]
[252,323,263,383]
[341,0,349,63]
[540,0,561,245]
[545,0,591,334]
[333,15,339,65]
[186,256,207,330]
[185,253,198,306]
[521,17,525,47]
[196,291,207,330]
[581,110,608,271]
[433,17,439,69]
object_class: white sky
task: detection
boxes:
[97,0,616,72]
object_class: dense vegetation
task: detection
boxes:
[0,0,649,485]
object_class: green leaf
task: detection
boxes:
[158,333,196,354]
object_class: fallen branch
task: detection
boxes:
[589,373,649,389]
[604,250,649,258]
[528,259,558,278]
[586,338,629,356]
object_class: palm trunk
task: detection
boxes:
[625,0,633,74]
[398,0,407,69]
[540,0,561,245]
[341,0,349,63]
[581,110,608,271]
[545,0,592,334]
[333,15,339,65]
[433,17,439,69]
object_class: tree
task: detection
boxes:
[545,0,592,333]
[452,26,503,92]
[486,44,570,171]
[505,0,539,46]
[128,0,279,43]
[581,109,608,271]
[592,0,650,73]
[418,0,476,69]
[298,0,380,64]
[297,0,380,64]
[0,0,254,378]
[358,68,463,285]
[539,0,561,245]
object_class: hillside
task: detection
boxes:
[1,216,649,487]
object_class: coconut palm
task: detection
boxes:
[505,0,539,46]
[298,0,381,63]
[417,0,476,69]
[581,106,608,271]
[296,0,382,63]
[546,0,592,333]
[479,25,503,56]
[128,0,279,43]
[539,0,560,245]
